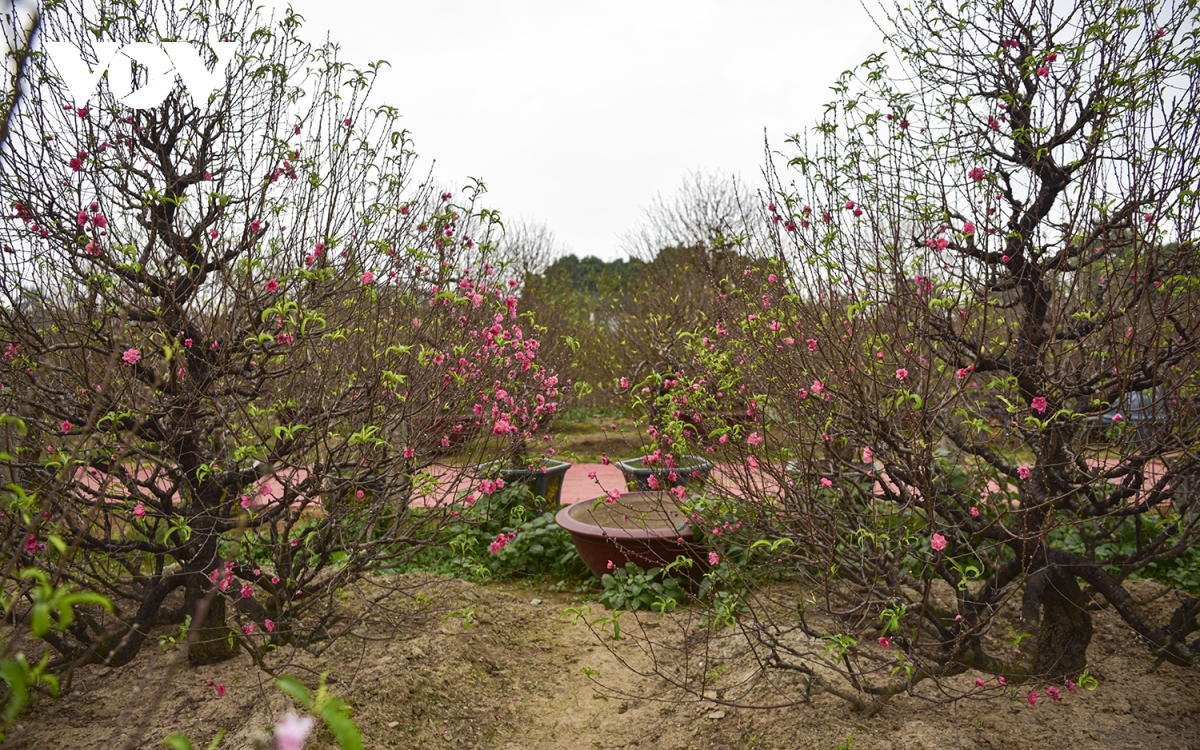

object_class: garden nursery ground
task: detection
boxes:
[3,574,1198,750]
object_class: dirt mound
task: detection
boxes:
[4,575,1198,749]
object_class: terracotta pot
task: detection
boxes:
[555,491,708,580]
[615,454,714,491]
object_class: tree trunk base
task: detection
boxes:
[1033,569,1093,679]
[186,591,238,666]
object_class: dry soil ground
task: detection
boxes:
[4,574,1199,750]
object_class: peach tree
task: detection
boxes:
[612,0,1200,714]
[0,0,558,674]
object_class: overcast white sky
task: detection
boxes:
[261,1,884,261]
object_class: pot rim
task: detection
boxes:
[555,491,694,541]
[475,457,573,475]
[615,454,714,473]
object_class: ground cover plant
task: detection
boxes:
[397,481,591,584]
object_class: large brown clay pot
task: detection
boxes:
[555,491,708,580]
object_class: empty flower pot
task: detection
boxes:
[477,458,572,509]
[555,491,708,580]
[615,454,714,491]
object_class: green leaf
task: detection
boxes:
[204,727,227,750]
[275,675,312,709]
[55,591,113,630]
[318,702,363,750]
[0,658,31,725]
[30,603,50,638]
[161,735,194,750]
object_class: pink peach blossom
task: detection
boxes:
[274,712,314,750]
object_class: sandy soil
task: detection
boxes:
[4,575,1199,750]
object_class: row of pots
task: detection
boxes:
[486,453,715,505]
